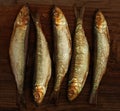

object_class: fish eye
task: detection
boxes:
[19,11,22,16]
[54,11,60,18]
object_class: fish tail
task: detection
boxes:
[17,93,27,110]
[31,12,41,26]
[79,4,86,20]
[50,75,63,103]
[74,3,86,20]
[74,5,79,19]
[89,88,98,104]
[50,90,60,104]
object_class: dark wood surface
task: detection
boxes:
[0,0,120,111]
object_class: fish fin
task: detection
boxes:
[17,94,27,110]
[89,89,98,104]
[31,12,41,27]
[74,3,86,20]
[74,5,79,19]
[106,27,110,43]
[79,4,86,20]
[50,91,60,104]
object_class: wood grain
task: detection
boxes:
[0,0,120,111]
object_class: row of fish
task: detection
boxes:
[9,5,110,105]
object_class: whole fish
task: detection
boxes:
[89,10,110,104]
[32,14,51,104]
[52,6,72,100]
[9,5,30,95]
[68,6,89,101]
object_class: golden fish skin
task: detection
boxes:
[52,6,72,98]
[9,5,30,95]
[32,14,51,104]
[68,6,89,101]
[89,10,110,104]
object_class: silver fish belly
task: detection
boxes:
[52,6,72,98]
[68,6,89,101]
[32,14,51,104]
[89,10,110,104]
[9,5,30,95]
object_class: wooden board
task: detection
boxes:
[0,0,120,111]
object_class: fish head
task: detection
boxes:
[95,10,107,31]
[68,78,81,101]
[53,6,66,25]
[33,85,45,104]
[16,5,29,26]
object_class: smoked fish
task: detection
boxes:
[68,6,89,101]
[32,14,52,104]
[9,5,30,95]
[89,10,110,104]
[52,6,72,100]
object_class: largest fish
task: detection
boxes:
[89,10,110,104]
[52,6,72,101]
[68,6,89,101]
[9,5,30,95]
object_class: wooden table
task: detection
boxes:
[0,0,120,111]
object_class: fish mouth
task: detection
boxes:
[95,10,105,29]
[20,5,29,17]
[33,86,45,104]
[53,6,62,18]
[68,84,80,101]
[17,5,30,26]
[53,6,64,25]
